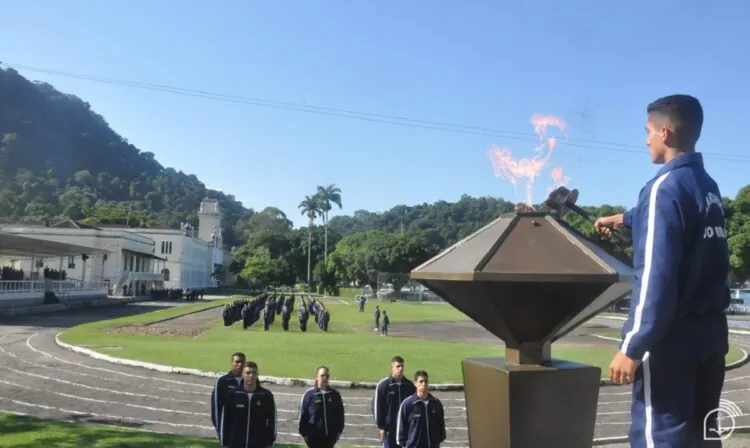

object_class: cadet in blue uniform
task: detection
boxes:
[210,352,246,447]
[595,94,730,447]
[372,356,415,448]
[396,370,446,448]
[381,311,389,336]
[298,366,346,448]
[223,361,277,448]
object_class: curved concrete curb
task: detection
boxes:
[727,346,750,371]
[55,332,621,390]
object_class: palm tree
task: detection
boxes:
[298,195,320,287]
[315,184,342,266]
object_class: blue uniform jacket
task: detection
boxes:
[620,152,730,361]
[372,376,416,430]
[298,386,345,438]
[396,394,446,448]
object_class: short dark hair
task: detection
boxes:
[647,94,704,149]
[244,361,258,370]
[231,352,246,361]
[391,356,404,364]
[316,365,329,374]
[414,370,429,381]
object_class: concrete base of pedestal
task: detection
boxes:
[462,357,601,448]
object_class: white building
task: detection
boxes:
[0,199,234,295]
[0,221,165,296]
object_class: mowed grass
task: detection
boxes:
[0,412,308,448]
[593,331,746,365]
[60,297,619,383]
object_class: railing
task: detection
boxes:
[50,281,109,292]
[0,280,109,295]
[0,281,45,292]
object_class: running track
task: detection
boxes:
[1,303,750,446]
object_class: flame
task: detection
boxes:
[487,114,570,206]
[549,166,571,192]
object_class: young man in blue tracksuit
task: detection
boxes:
[223,361,277,448]
[298,366,345,448]
[210,352,246,447]
[372,356,416,447]
[396,370,446,448]
[595,94,730,447]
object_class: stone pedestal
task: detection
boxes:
[462,357,601,448]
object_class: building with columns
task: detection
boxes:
[0,198,234,295]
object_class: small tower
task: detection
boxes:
[198,199,221,243]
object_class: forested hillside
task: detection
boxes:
[0,67,252,247]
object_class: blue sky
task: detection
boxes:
[3,1,750,228]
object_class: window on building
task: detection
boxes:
[168,241,173,254]
[161,241,165,254]
[67,255,75,269]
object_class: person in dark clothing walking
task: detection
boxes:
[373,305,380,332]
[396,371,446,448]
[223,361,277,448]
[381,311,390,336]
[372,356,415,448]
[298,366,345,448]
[211,352,246,447]
[595,95,730,447]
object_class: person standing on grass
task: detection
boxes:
[396,371,446,448]
[381,311,390,336]
[224,361,277,448]
[374,305,381,332]
[298,366,346,448]
[299,299,310,332]
[373,356,415,448]
[211,352,246,447]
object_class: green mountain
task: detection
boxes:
[0,67,252,247]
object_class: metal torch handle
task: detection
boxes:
[567,203,632,244]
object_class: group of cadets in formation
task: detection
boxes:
[211,354,446,448]
[222,293,331,333]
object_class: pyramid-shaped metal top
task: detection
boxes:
[410,212,633,349]
[411,212,632,283]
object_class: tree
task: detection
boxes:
[315,184,342,266]
[298,195,321,286]
[726,186,750,283]
[328,230,438,287]
[240,247,296,288]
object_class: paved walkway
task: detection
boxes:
[0,306,749,446]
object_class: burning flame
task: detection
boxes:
[487,114,570,207]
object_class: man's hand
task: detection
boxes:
[594,214,624,238]
[379,429,385,441]
[608,351,640,385]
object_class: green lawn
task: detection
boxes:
[59,298,619,383]
[0,412,310,448]
[593,332,746,365]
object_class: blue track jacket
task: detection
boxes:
[620,152,730,361]
[396,394,446,448]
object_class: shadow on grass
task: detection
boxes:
[0,413,304,447]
